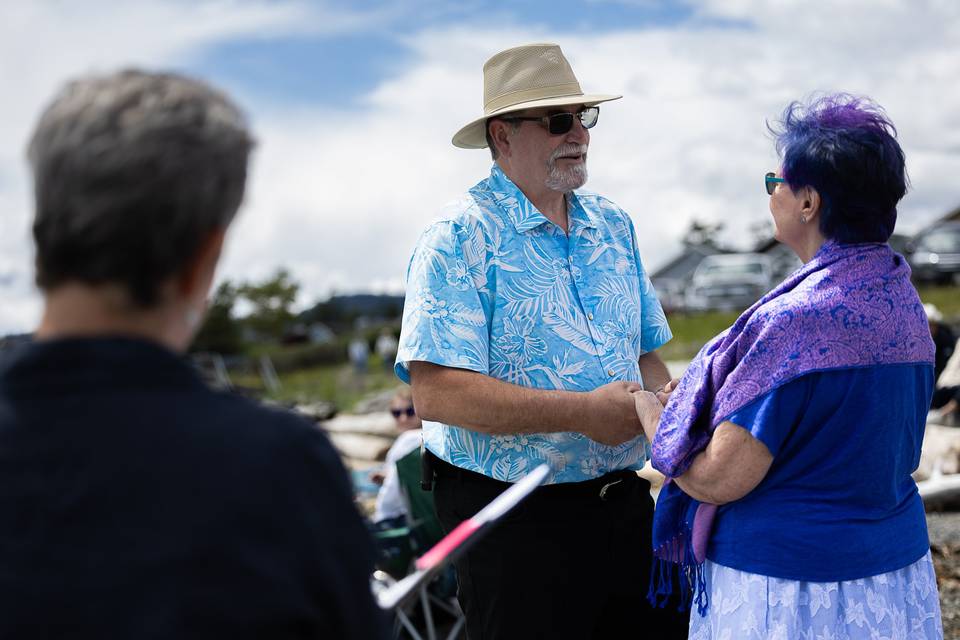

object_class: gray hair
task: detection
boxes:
[28,70,254,307]
[485,118,521,160]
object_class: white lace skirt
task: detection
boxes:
[689,551,943,639]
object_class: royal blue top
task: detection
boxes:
[708,364,933,582]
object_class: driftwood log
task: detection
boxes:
[918,422,960,510]
[317,412,400,462]
[326,432,394,462]
[916,423,960,480]
[919,473,960,511]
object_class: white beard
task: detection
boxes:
[545,143,589,192]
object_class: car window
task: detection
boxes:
[700,262,766,276]
[919,229,960,253]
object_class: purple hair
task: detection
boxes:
[768,94,908,244]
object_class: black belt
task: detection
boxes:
[430,452,645,502]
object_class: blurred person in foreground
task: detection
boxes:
[397,43,686,638]
[633,94,943,639]
[0,70,387,639]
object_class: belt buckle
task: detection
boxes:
[598,478,622,501]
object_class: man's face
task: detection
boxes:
[505,104,590,193]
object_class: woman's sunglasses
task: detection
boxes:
[765,171,787,195]
[390,406,416,418]
[500,106,600,136]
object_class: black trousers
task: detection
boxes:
[432,458,690,640]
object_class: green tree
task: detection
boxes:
[191,281,243,354]
[239,268,300,342]
[682,219,725,248]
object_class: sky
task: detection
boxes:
[1,0,959,333]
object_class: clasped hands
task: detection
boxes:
[583,378,680,447]
[631,379,679,442]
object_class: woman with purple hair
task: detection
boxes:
[633,94,943,638]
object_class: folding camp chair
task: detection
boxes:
[372,447,465,640]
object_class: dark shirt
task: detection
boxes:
[933,324,956,381]
[0,337,387,639]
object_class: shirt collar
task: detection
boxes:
[567,191,599,234]
[487,165,598,233]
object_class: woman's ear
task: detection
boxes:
[799,186,821,223]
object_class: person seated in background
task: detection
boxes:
[371,387,423,526]
[0,70,387,639]
[926,302,960,425]
[926,303,956,381]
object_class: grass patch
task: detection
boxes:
[918,285,960,321]
[229,284,959,407]
[660,284,960,360]
[232,356,401,411]
[659,310,741,360]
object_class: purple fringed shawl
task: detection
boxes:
[648,241,934,615]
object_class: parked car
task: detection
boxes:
[905,222,960,284]
[685,253,774,312]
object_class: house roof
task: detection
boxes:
[939,205,960,224]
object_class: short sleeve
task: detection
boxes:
[395,221,491,382]
[628,216,672,354]
[723,375,812,458]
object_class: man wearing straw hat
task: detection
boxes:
[396,43,687,638]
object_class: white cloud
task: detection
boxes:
[2,0,960,333]
[0,0,391,332]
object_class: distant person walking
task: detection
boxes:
[349,335,370,375]
[634,94,942,639]
[375,329,399,371]
[0,70,387,639]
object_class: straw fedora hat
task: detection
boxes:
[452,43,622,149]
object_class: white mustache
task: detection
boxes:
[549,144,588,163]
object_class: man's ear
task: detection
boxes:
[178,227,226,302]
[489,120,514,159]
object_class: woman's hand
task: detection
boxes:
[653,378,681,405]
[631,390,663,442]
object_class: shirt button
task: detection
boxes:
[587,313,594,320]
[568,256,574,263]
[607,369,615,376]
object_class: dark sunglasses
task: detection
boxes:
[390,406,416,418]
[765,171,786,195]
[500,106,600,135]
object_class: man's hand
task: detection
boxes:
[581,381,644,446]
[632,390,663,442]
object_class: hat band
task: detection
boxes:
[483,82,584,114]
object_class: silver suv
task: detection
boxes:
[685,253,774,311]
[906,222,960,285]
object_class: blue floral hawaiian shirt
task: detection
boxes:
[396,165,672,484]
